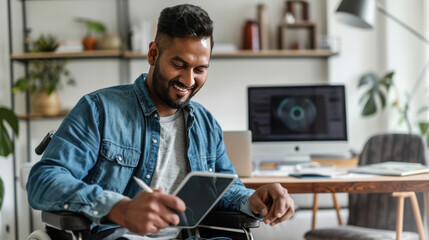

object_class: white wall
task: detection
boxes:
[1,0,427,239]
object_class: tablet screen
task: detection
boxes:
[173,172,237,228]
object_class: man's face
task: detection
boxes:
[151,37,211,110]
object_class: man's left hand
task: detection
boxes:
[249,183,295,226]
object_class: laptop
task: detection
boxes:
[223,130,253,177]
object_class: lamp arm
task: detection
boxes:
[376,4,429,45]
[376,3,429,133]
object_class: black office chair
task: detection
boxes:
[304,133,426,240]
[27,131,260,240]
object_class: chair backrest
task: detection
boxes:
[348,133,427,232]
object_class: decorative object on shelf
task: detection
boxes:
[257,3,269,50]
[99,33,121,50]
[76,17,106,50]
[318,35,340,52]
[243,20,260,50]
[131,21,156,53]
[0,106,19,213]
[31,34,59,52]
[337,0,429,144]
[13,60,75,116]
[279,22,317,50]
[279,0,316,50]
[285,0,309,22]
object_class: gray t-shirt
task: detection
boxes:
[140,108,189,239]
[150,108,190,193]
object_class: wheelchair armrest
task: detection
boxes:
[200,211,260,229]
[41,211,92,231]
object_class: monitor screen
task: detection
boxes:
[248,85,347,143]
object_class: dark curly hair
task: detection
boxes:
[156,4,214,52]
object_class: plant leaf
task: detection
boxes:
[0,124,13,157]
[418,122,429,135]
[362,95,377,116]
[377,89,386,108]
[0,107,19,135]
[358,72,378,88]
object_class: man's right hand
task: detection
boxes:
[107,189,186,236]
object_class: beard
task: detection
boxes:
[152,59,197,109]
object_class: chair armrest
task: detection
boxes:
[41,211,92,231]
[200,211,260,229]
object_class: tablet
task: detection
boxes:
[171,172,237,228]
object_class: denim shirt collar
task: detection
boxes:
[133,73,195,121]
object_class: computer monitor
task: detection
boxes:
[248,85,349,164]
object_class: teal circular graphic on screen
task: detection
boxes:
[277,98,317,131]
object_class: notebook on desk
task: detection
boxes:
[223,130,253,177]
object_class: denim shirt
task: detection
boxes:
[27,73,255,224]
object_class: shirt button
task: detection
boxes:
[153,139,158,144]
[209,168,213,172]
[93,211,99,216]
[64,204,69,210]
[116,156,123,162]
[154,113,158,118]
[146,174,151,179]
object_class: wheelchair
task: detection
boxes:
[27,131,260,240]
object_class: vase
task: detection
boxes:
[99,33,121,50]
[32,91,61,116]
[82,36,98,50]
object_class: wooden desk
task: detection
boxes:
[241,173,429,234]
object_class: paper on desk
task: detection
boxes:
[334,173,379,178]
[252,169,289,177]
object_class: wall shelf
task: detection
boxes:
[18,111,69,120]
[12,49,337,61]
[11,49,121,62]
[124,50,337,58]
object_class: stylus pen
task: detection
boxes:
[133,176,153,193]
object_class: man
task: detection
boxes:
[27,4,294,239]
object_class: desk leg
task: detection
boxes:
[312,194,318,229]
[425,192,429,239]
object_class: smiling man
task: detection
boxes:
[27,4,294,239]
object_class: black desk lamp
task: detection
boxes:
[336,0,429,133]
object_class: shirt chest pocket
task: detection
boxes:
[90,140,141,193]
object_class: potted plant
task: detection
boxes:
[76,17,106,50]
[0,106,20,213]
[13,60,75,116]
[358,71,429,145]
[30,34,59,52]
[13,34,75,116]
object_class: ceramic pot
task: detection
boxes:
[82,36,98,50]
[99,33,121,50]
[32,91,61,116]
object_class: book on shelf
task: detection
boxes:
[348,161,429,176]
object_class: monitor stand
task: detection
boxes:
[283,154,311,164]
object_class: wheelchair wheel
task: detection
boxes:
[27,230,52,240]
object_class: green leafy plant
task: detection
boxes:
[417,105,429,144]
[0,106,19,211]
[358,71,429,145]
[75,17,106,36]
[0,107,19,158]
[358,71,395,116]
[13,60,75,96]
[31,34,59,52]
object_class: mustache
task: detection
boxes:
[169,79,196,90]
